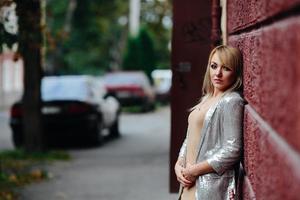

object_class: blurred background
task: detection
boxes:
[0,0,175,199]
[0,0,172,107]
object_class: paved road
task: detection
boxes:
[20,106,178,200]
[0,110,14,150]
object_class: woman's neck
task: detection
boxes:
[212,90,225,98]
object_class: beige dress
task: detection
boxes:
[180,103,210,200]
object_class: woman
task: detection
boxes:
[174,45,244,200]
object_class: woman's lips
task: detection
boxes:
[213,79,222,83]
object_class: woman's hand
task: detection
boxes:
[182,163,198,183]
[174,159,193,188]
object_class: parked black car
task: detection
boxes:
[10,75,121,147]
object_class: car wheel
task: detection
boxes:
[109,116,120,138]
[12,131,23,148]
[90,120,104,146]
[141,101,155,113]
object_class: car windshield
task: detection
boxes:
[41,76,91,101]
[103,73,149,87]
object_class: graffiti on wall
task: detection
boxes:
[181,18,211,44]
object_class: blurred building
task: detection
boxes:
[0,52,23,110]
[170,0,300,198]
[0,2,22,111]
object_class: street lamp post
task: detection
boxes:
[129,0,140,36]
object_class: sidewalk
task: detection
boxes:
[0,108,14,151]
[19,106,178,200]
[0,91,21,112]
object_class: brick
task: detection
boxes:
[229,16,300,152]
[243,106,300,200]
[227,0,300,33]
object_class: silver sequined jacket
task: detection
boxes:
[178,92,244,200]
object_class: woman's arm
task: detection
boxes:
[182,161,215,181]
[175,131,194,187]
[175,157,193,187]
[206,97,244,175]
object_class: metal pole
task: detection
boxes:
[129,0,140,36]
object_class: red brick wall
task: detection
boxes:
[227,1,300,199]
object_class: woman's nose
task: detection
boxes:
[216,67,222,76]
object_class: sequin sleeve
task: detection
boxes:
[178,126,190,159]
[206,97,244,175]
[178,136,187,159]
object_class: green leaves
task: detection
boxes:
[46,0,171,74]
[46,0,129,74]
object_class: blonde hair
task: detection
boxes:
[202,45,243,96]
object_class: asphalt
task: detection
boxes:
[18,106,178,200]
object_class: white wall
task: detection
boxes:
[0,53,23,110]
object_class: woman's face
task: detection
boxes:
[209,52,236,92]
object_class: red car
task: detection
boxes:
[103,71,155,111]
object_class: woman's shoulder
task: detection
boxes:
[221,92,244,106]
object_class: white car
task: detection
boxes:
[151,69,172,103]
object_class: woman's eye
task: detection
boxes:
[210,64,217,69]
[223,66,232,71]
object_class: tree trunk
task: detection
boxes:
[15,0,46,151]
[64,0,77,34]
